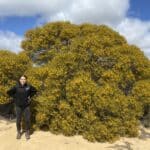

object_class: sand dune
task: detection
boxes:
[0,116,150,150]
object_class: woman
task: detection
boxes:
[7,75,37,140]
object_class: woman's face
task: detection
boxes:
[19,76,27,85]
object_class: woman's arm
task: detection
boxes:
[29,85,37,97]
[7,86,16,97]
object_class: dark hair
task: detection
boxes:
[19,75,28,80]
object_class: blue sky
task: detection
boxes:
[0,0,149,59]
[128,0,150,21]
[0,16,38,35]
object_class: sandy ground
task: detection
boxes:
[0,116,150,150]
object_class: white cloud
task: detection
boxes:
[0,0,129,25]
[0,0,70,17]
[116,18,150,58]
[48,0,129,25]
[0,30,23,53]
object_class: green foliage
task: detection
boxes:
[22,22,150,142]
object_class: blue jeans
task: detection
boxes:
[15,105,31,132]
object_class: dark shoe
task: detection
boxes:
[16,131,21,139]
[25,130,30,140]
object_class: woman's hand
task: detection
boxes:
[27,96,31,104]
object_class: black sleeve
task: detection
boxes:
[29,85,37,97]
[7,86,16,97]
